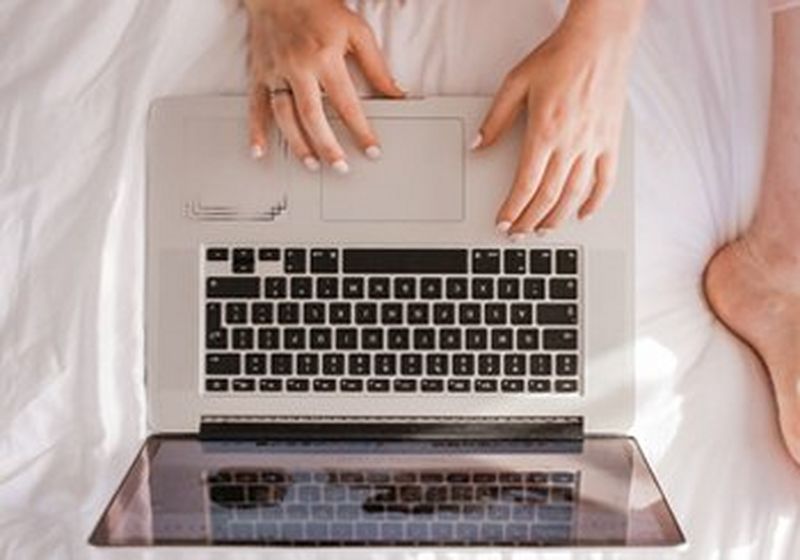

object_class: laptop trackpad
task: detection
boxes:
[321,118,465,222]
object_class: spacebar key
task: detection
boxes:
[343,249,468,274]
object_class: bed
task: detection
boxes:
[1,0,799,558]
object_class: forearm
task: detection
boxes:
[559,0,647,48]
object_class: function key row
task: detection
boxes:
[206,247,578,276]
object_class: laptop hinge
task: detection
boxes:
[199,415,584,441]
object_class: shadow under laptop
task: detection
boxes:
[89,435,683,547]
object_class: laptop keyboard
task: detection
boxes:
[205,467,578,545]
[202,247,581,395]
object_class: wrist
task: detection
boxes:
[559,0,646,49]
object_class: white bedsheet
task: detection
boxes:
[2,0,799,558]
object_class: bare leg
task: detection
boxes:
[705,8,800,465]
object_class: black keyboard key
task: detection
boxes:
[543,329,578,350]
[335,328,358,350]
[459,303,481,325]
[466,329,488,350]
[510,303,534,325]
[244,353,267,375]
[329,303,351,324]
[381,303,403,324]
[555,379,578,393]
[452,354,474,375]
[206,378,229,391]
[277,302,300,324]
[478,354,501,375]
[472,277,494,299]
[413,328,436,350]
[400,354,422,375]
[343,277,364,299]
[550,278,578,300]
[310,248,338,273]
[475,379,498,392]
[368,378,390,392]
[303,302,326,324]
[206,247,229,261]
[503,249,526,274]
[439,328,462,350]
[284,328,306,349]
[343,249,468,274]
[503,354,526,376]
[270,353,292,375]
[362,328,384,350]
[232,248,256,273]
[445,277,468,299]
[426,354,449,375]
[348,354,370,375]
[316,277,339,299]
[355,303,377,324]
[260,378,283,391]
[498,278,520,300]
[421,379,444,392]
[407,303,429,324]
[367,277,390,299]
[433,303,456,325]
[314,378,337,392]
[206,302,222,328]
[206,328,227,349]
[472,249,501,274]
[387,328,410,350]
[290,277,313,299]
[206,354,240,375]
[501,379,524,392]
[232,328,254,349]
[529,379,551,393]
[258,248,280,261]
[225,302,247,324]
[207,277,260,298]
[341,379,364,392]
[394,277,416,299]
[485,303,507,325]
[523,278,545,300]
[257,327,279,349]
[287,378,310,392]
[264,277,287,299]
[322,353,345,375]
[232,378,256,392]
[251,302,273,324]
[420,277,442,299]
[530,250,552,274]
[538,303,578,325]
[394,379,417,392]
[491,328,513,350]
[309,328,332,350]
[448,379,470,392]
[556,353,579,375]
[556,249,578,274]
[297,354,319,375]
[284,248,306,273]
[374,354,396,375]
[516,328,539,350]
[530,354,552,375]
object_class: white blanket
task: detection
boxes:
[2,0,799,558]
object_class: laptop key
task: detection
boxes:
[310,248,338,273]
[348,354,370,375]
[207,302,222,329]
[225,302,247,324]
[284,248,306,273]
[543,329,578,350]
[303,302,326,324]
[420,277,442,299]
[206,378,229,391]
[407,303,429,324]
[400,354,422,375]
[362,329,384,350]
[341,379,364,392]
[297,354,319,375]
[329,303,351,324]
[394,277,416,299]
[537,304,578,325]
[421,379,444,392]
[556,249,578,274]
[472,249,501,274]
[529,249,552,274]
[251,302,273,324]
[448,379,470,392]
[478,354,501,376]
[368,378,390,392]
[472,277,494,299]
[556,354,579,375]
[523,278,545,300]
[343,277,364,299]
[466,329,488,350]
[516,328,539,349]
[322,353,345,375]
[426,354,448,375]
[475,379,498,392]
[367,277,390,299]
[387,328,410,350]
[529,379,551,393]
[530,354,552,375]
[263,277,287,299]
[485,303,507,325]
[335,328,358,350]
[245,353,267,375]
[270,353,292,375]
[208,277,260,298]
[381,303,403,324]
[258,248,280,261]
[313,378,337,392]
[453,354,474,375]
[555,379,578,393]
[550,278,578,300]
[258,328,280,350]
[374,354,396,375]
[287,379,310,392]
[394,379,417,392]
[459,303,481,325]
[503,354,526,376]
[510,303,533,325]
[503,249,526,274]
[206,247,229,261]
[206,354,240,375]
[232,328,254,349]
[283,328,306,349]
[439,329,462,350]
[445,277,468,299]
[355,303,378,324]
[232,378,256,391]
[413,328,436,350]
[206,328,227,349]
[232,248,255,274]
[501,379,524,392]
[491,328,513,350]
[316,277,339,299]
[309,328,332,350]
[290,277,313,299]
[498,278,520,299]
[433,303,456,325]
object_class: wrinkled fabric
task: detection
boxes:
[1,0,798,558]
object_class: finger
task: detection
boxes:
[319,59,380,157]
[289,72,348,172]
[248,83,271,158]
[537,155,592,231]
[270,91,319,171]
[349,22,405,98]
[475,73,526,149]
[510,150,572,235]
[578,152,617,219]
[495,132,551,231]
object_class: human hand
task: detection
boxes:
[474,1,644,237]
[244,0,405,173]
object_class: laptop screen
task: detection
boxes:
[89,435,683,547]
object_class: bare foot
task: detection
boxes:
[704,236,800,465]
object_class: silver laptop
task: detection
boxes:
[90,96,684,548]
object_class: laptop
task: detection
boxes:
[89,95,684,548]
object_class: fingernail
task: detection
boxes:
[509,233,526,243]
[250,144,265,159]
[303,156,320,172]
[394,81,409,95]
[496,221,511,234]
[469,133,483,151]
[331,159,350,174]
[365,145,382,160]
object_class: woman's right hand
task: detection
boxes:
[244,0,405,173]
